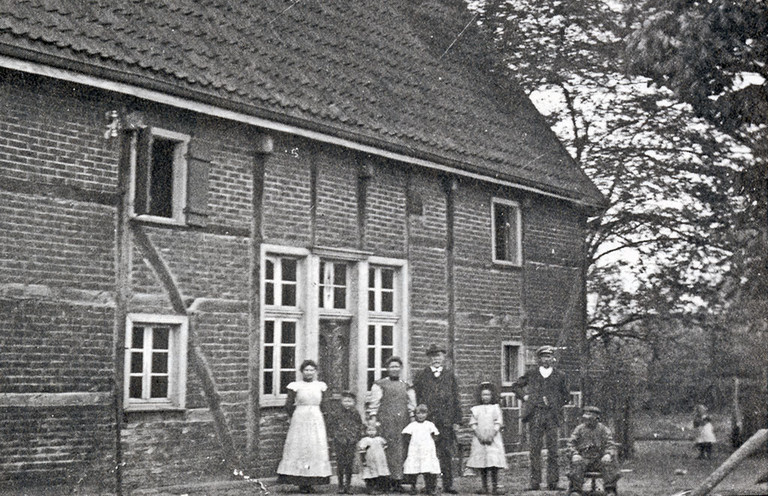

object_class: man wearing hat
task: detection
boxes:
[412,344,462,494]
[510,345,569,490]
[566,406,619,496]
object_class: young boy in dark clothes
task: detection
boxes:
[330,391,365,494]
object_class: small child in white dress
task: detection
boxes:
[402,404,441,495]
[466,382,507,494]
[358,423,390,494]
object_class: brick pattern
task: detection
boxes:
[262,136,313,245]
[0,406,115,488]
[315,148,360,248]
[364,160,407,257]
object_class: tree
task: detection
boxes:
[471,0,753,347]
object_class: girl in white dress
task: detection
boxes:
[276,360,332,493]
[357,424,390,493]
[402,404,441,495]
[466,383,507,494]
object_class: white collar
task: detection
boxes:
[539,366,553,378]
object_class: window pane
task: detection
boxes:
[319,285,326,308]
[264,345,274,369]
[279,372,294,394]
[149,138,175,218]
[282,259,297,282]
[367,348,376,368]
[282,321,296,343]
[282,283,296,306]
[265,259,274,280]
[152,352,168,374]
[129,377,143,399]
[333,287,346,309]
[367,371,375,390]
[368,290,375,311]
[334,264,346,284]
[368,325,376,343]
[132,326,144,349]
[130,352,143,374]
[381,348,393,367]
[280,346,295,369]
[264,320,275,343]
[263,372,273,395]
[265,282,274,306]
[368,268,375,288]
[150,376,168,398]
[153,327,169,350]
[381,291,393,312]
[381,326,393,346]
[381,269,394,289]
[494,204,509,261]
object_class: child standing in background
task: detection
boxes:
[330,391,365,494]
[402,404,441,495]
[357,423,390,494]
[693,404,716,459]
[466,382,507,494]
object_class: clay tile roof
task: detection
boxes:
[0,0,606,207]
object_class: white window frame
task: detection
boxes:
[318,259,350,313]
[359,257,408,398]
[124,313,188,411]
[129,127,189,226]
[501,340,524,387]
[260,245,308,407]
[491,198,522,266]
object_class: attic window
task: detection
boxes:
[131,128,189,225]
[492,198,522,266]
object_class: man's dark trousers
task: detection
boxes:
[529,412,560,488]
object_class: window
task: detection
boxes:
[124,314,187,411]
[368,266,395,313]
[492,199,522,265]
[365,263,402,389]
[262,319,297,395]
[131,128,189,224]
[366,323,394,389]
[262,250,306,403]
[319,261,347,310]
[502,342,523,386]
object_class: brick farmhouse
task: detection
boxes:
[0,0,606,492]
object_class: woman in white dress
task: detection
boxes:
[277,360,332,493]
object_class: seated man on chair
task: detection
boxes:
[567,406,620,496]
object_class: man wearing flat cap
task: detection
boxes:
[510,345,569,490]
[567,406,619,496]
[412,344,462,494]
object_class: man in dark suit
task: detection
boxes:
[412,343,462,494]
[510,345,570,491]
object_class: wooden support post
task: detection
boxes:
[689,428,768,496]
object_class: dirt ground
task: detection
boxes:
[3,438,765,495]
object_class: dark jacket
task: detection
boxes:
[510,366,569,424]
[412,367,462,428]
[329,406,365,445]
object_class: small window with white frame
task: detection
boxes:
[492,198,522,265]
[365,263,404,390]
[262,319,298,395]
[502,341,523,386]
[130,127,189,224]
[124,313,188,411]
[319,260,348,310]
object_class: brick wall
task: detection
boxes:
[0,68,591,489]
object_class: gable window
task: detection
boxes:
[124,314,187,411]
[131,128,190,225]
[261,250,306,403]
[492,198,522,265]
[319,260,347,310]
